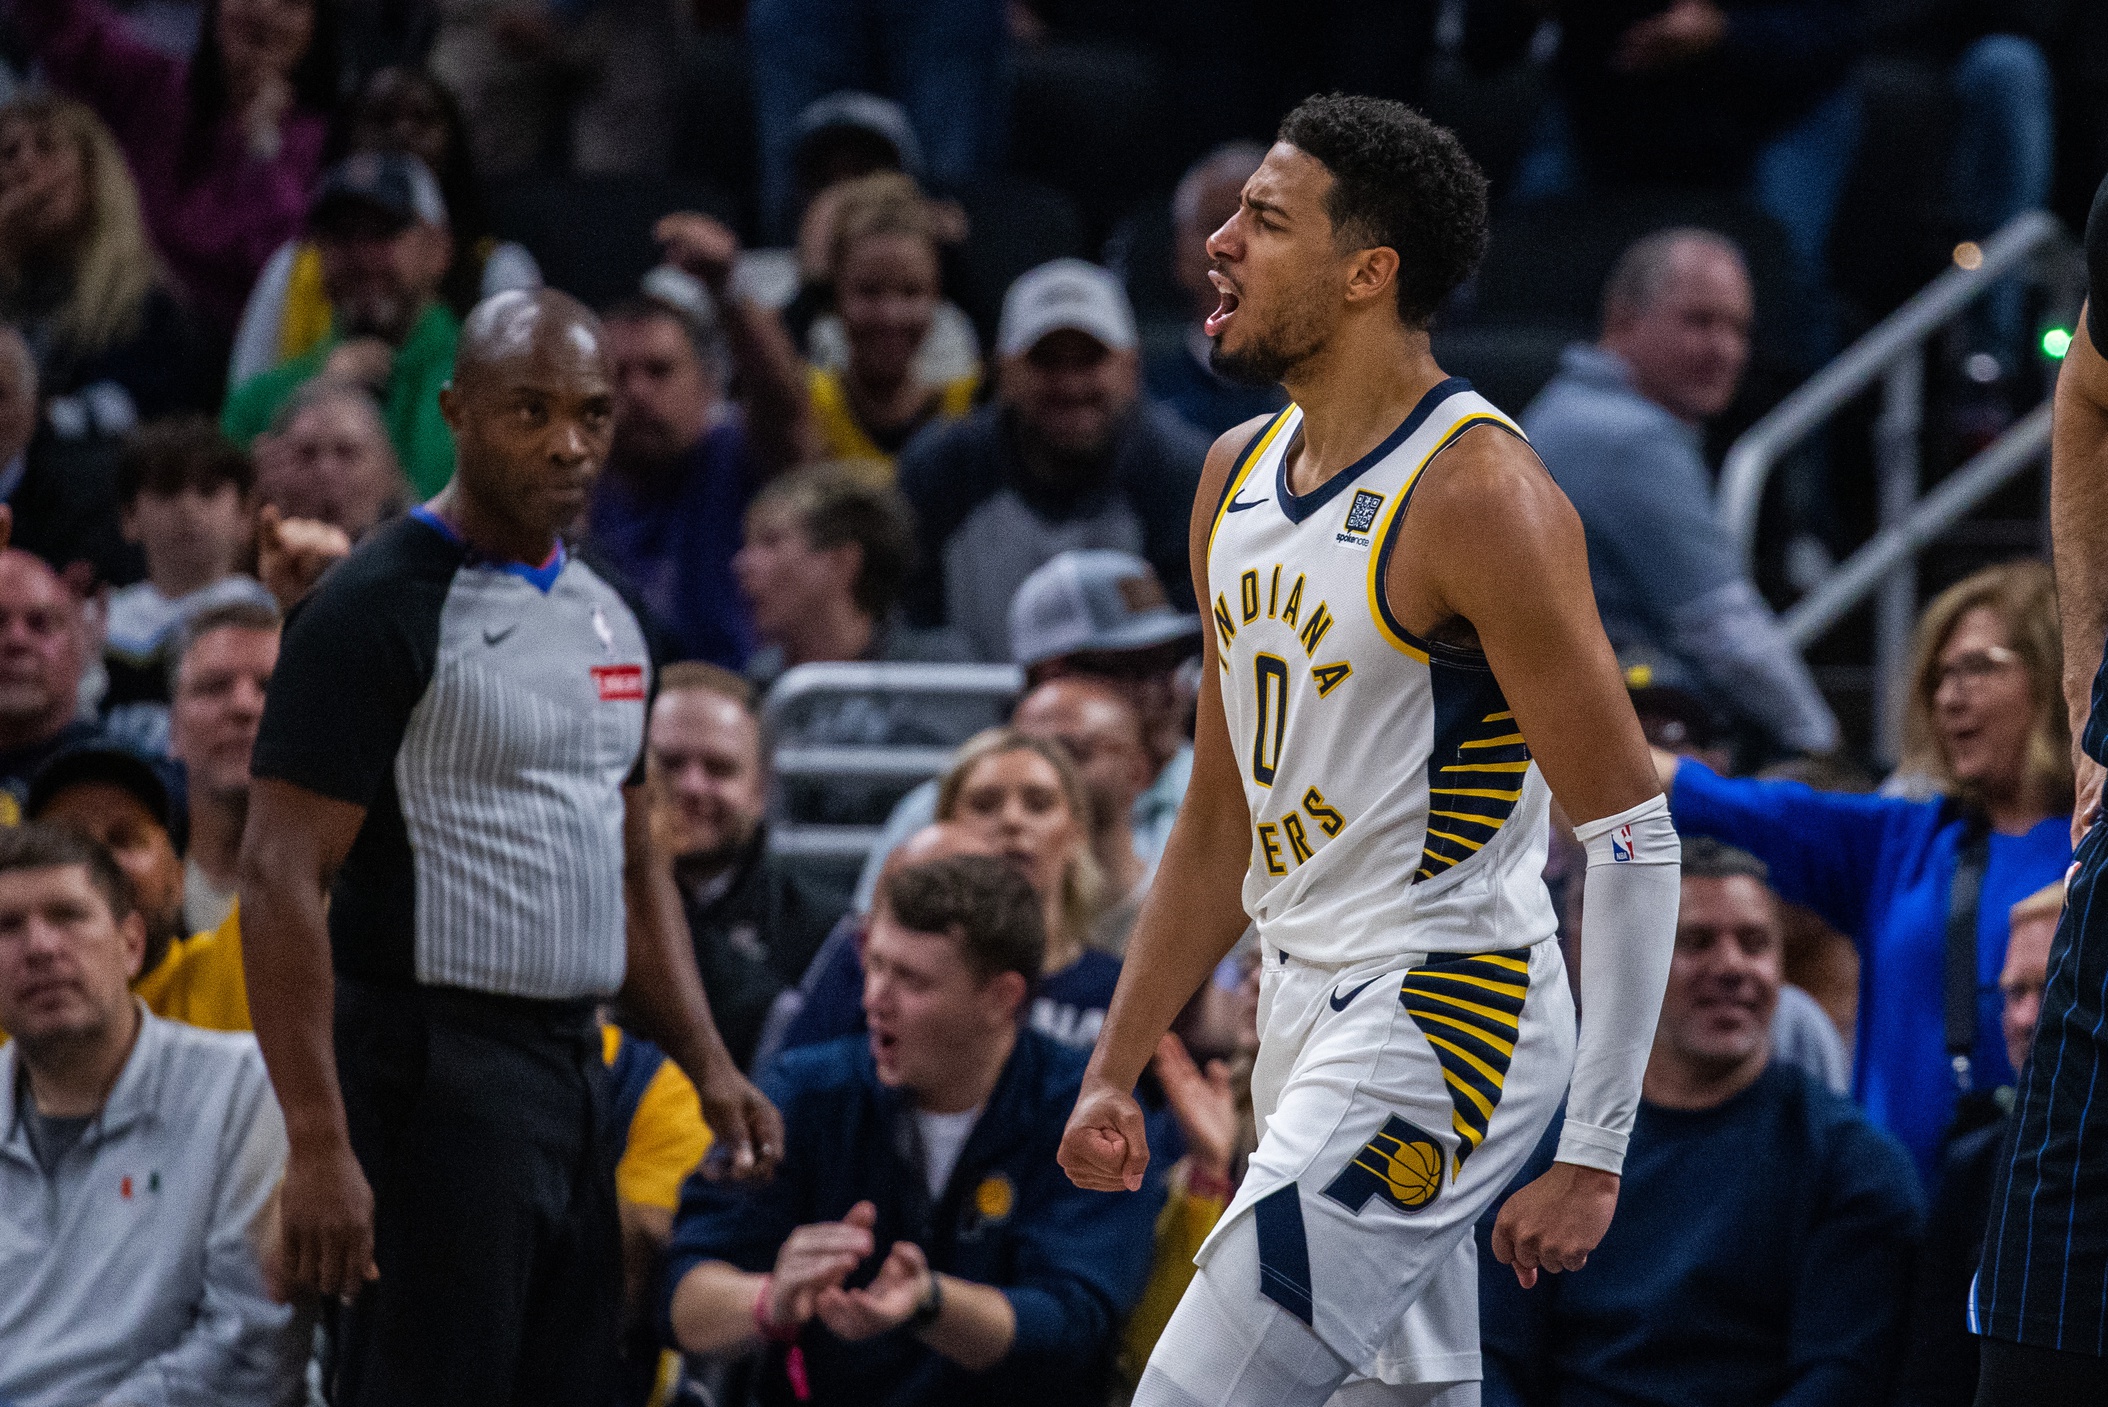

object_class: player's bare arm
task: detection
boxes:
[2051,307,2108,845]
[238,776,379,1300]
[1391,423,1674,1286]
[619,784,783,1179]
[1058,415,1272,1194]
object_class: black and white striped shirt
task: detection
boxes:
[253,510,653,1000]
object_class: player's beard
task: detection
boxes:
[1208,302,1329,388]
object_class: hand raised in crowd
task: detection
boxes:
[1058,1075,1153,1193]
[696,1060,786,1182]
[1152,1031,1236,1183]
[815,1237,933,1341]
[1490,1160,1621,1289]
[277,1133,380,1301]
[1613,0,1727,73]
[656,212,740,297]
[322,338,395,391]
[256,503,352,611]
[761,1200,879,1333]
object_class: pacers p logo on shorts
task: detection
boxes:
[1321,1115,1444,1214]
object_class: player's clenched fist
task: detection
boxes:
[1059,1077,1152,1192]
[1490,1161,1620,1288]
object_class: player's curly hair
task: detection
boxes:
[1277,93,1489,328]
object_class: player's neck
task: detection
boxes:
[1279,322,1447,496]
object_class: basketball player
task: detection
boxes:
[1057,95,1680,1407]
[1971,172,2108,1405]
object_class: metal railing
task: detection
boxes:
[761,661,1024,867]
[1714,210,2069,760]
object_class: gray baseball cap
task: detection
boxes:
[1009,550,1200,668]
[997,259,1138,359]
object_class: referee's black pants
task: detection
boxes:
[330,977,622,1407]
[1977,1336,2108,1406]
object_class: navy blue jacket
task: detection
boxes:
[1478,1064,1923,1407]
[661,1030,1165,1407]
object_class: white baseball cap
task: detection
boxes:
[997,259,1138,360]
[1009,550,1200,668]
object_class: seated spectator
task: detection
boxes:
[0,548,102,813]
[228,66,541,389]
[588,249,813,669]
[791,730,1121,1055]
[1012,676,1155,947]
[250,381,412,608]
[1525,229,1838,757]
[662,853,1162,1406]
[796,173,977,472]
[898,259,1209,661]
[1,322,140,589]
[1656,559,2073,1180]
[737,459,973,704]
[1478,837,1923,1407]
[1144,143,1289,438]
[648,661,843,1068]
[24,742,243,1031]
[1896,880,2061,1407]
[167,599,277,935]
[603,1022,714,1407]
[8,0,337,336]
[855,548,1202,908]
[102,418,273,752]
[0,823,304,1405]
[0,94,215,423]
[222,153,460,498]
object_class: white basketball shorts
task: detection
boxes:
[1164,935,1576,1392]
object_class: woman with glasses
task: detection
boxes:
[1652,559,2073,1181]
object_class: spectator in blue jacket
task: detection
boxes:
[662,852,1163,1407]
[1525,229,1839,757]
[1479,837,1923,1406]
[1655,560,2073,1181]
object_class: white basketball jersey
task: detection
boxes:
[1207,378,1558,964]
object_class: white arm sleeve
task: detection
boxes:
[1557,793,1680,1174]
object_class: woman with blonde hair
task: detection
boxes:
[0,94,213,418]
[1652,558,2073,1180]
[936,727,1119,1049]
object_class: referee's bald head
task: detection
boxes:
[454,288,607,392]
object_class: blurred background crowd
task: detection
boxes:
[0,0,2100,1405]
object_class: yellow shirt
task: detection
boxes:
[601,1024,713,1211]
[806,365,978,475]
[133,902,252,1032]
[1119,1165,1228,1385]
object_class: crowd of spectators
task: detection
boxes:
[0,2,2094,1405]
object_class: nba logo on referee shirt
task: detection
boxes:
[1611,825,1633,862]
[592,665,644,702]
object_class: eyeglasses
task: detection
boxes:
[1931,644,2021,693]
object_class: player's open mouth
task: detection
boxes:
[1205,271,1240,337]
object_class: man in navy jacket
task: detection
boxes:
[662,853,1164,1405]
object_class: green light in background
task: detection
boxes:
[2044,327,2073,359]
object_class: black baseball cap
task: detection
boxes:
[309,151,449,238]
[27,744,189,857]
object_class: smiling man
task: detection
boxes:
[239,288,779,1405]
[1477,838,1923,1407]
[663,853,1164,1406]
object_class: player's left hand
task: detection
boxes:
[1491,1160,1620,1288]
[1059,1076,1152,1192]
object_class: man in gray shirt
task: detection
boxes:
[1524,229,1839,756]
[0,823,303,1407]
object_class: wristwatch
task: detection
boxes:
[907,1268,945,1332]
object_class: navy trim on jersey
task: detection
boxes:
[1369,415,1526,657]
[1274,376,1471,524]
[1254,1183,1315,1325]
[1212,408,1293,523]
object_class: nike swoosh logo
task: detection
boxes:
[1225,494,1268,513]
[483,625,518,646]
[1329,977,1381,1012]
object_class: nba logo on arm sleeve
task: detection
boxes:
[1611,825,1633,862]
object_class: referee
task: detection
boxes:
[1974,174,2108,1404]
[240,289,781,1405]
